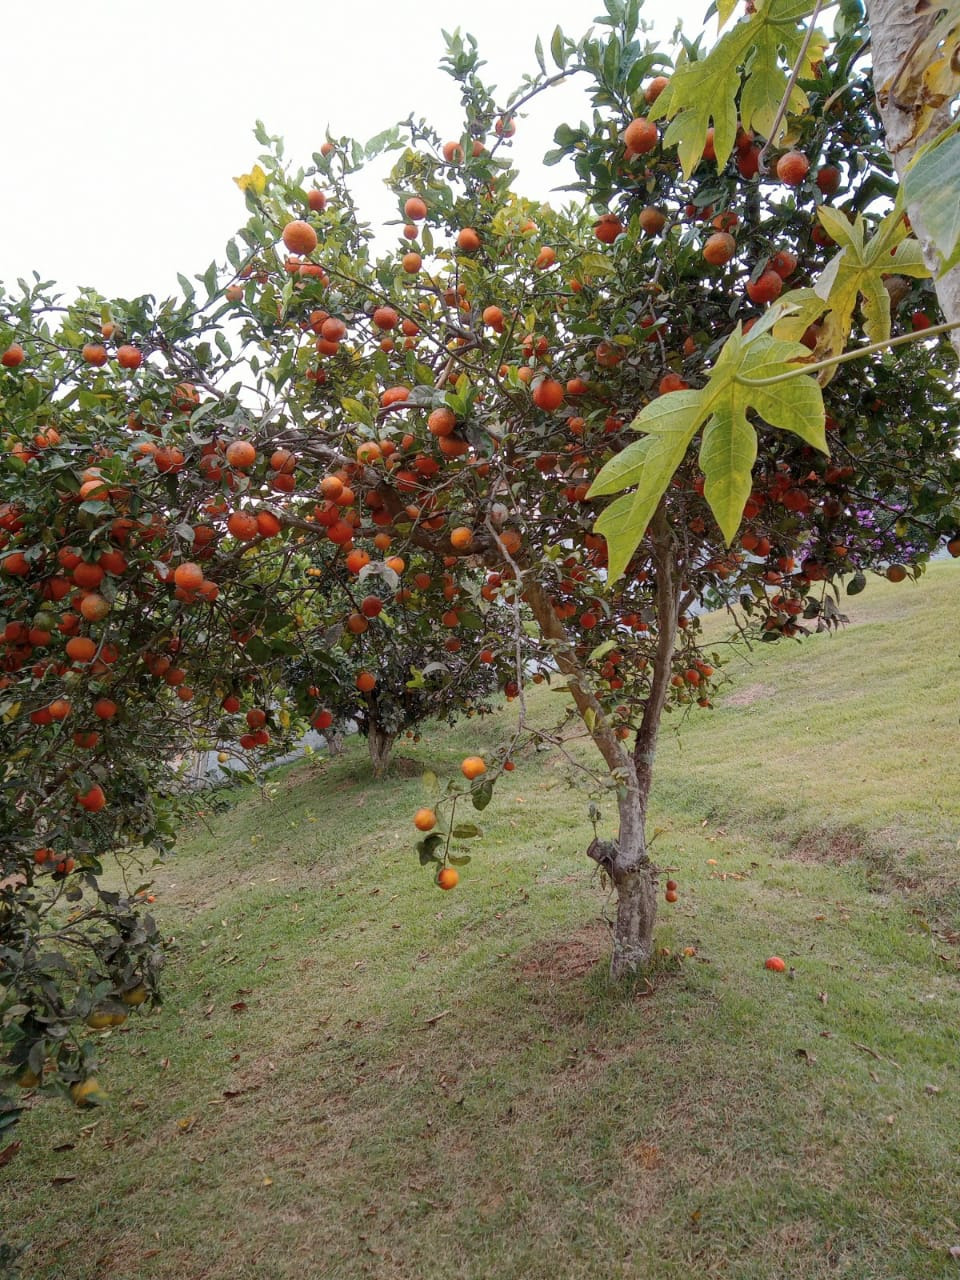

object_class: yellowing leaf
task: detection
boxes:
[887,0,960,146]
[774,209,930,380]
[590,326,825,576]
[590,392,708,580]
[233,164,267,195]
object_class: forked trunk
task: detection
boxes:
[521,503,682,980]
[367,725,396,779]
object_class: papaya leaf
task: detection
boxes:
[699,405,758,545]
[887,0,960,147]
[903,123,960,274]
[590,327,825,574]
[775,208,929,377]
[589,391,707,579]
[651,0,823,175]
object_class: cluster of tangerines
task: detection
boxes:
[2,316,145,377]
[412,754,489,889]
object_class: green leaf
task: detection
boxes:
[471,778,494,811]
[448,853,472,866]
[451,824,481,839]
[341,396,373,426]
[903,125,960,274]
[590,327,826,576]
[699,406,758,544]
[550,24,567,69]
[846,571,867,595]
[417,834,444,865]
[588,639,619,663]
[651,0,824,174]
[590,391,707,579]
[534,35,546,75]
[421,769,438,796]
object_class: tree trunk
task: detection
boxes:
[325,729,345,757]
[866,0,960,345]
[367,725,396,778]
[522,503,681,978]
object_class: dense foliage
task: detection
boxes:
[2,0,958,1140]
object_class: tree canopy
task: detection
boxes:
[2,0,959,1135]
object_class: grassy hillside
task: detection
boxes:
[3,563,959,1280]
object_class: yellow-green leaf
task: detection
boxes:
[903,124,960,274]
[590,391,708,579]
[650,0,823,175]
[233,164,267,195]
[775,211,930,380]
[699,405,758,545]
[590,325,825,578]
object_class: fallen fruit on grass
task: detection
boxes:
[70,1078,107,1107]
[765,956,786,972]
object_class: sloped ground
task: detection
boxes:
[4,564,959,1280]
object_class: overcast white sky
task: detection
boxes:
[0,0,706,301]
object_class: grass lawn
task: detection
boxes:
[3,562,959,1279]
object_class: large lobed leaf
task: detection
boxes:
[773,207,930,377]
[589,326,825,579]
[650,0,824,175]
[887,0,960,148]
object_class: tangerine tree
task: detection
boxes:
[3,0,960,1131]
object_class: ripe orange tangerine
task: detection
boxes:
[225,440,256,470]
[437,867,459,890]
[461,756,486,780]
[282,220,318,255]
[414,808,437,832]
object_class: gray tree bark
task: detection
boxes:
[367,723,396,779]
[866,0,960,348]
[523,504,680,978]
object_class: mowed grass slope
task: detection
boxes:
[4,563,960,1280]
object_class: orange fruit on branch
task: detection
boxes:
[282,220,318,255]
[414,808,437,832]
[461,756,486,779]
